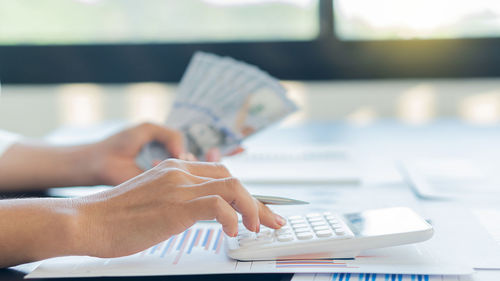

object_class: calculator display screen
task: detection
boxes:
[344,207,431,237]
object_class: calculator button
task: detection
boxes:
[307,217,323,222]
[239,238,259,246]
[237,232,254,239]
[257,231,272,238]
[334,229,346,235]
[258,229,272,235]
[239,236,273,247]
[328,220,340,225]
[310,221,327,227]
[288,215,303,220]
[306,213,321,218]
[297,232,314,240]
[316,230,333,237]
[325,215,335,220]
[289,219,306,225]
[323,212,333,216]
[313,225,330,231]
[277,234,294,242]
[330,222,342,228]
[332,227,344,232]
[292,223,309,229]
[275,227,292,235]
[294,227,311,233]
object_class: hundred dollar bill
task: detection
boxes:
[136,52,297,170]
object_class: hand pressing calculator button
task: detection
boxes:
[225,207,434,261]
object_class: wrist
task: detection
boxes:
[66,143,106,186]
[0,198,84,267]
[40,198,85,258]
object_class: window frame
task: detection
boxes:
[1,0,500,84]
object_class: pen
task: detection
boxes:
[253,195,309,205]
[199,195,308,224]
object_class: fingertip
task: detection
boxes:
[227,146,245,156]
[275,214,286,228]
[206,148,221,162]
[242,218,259,233]
[223,227,238,237]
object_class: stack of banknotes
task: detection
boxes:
[136,51,297,170]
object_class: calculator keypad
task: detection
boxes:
[236,212,353,247]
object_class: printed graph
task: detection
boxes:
[141,224,224,265]
[293,273,455,281]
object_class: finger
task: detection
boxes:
[226,147,245,157]
[256,201,287,229]
[184,195,239,237]
[205,148,221,162]
[181,177,260,232]
[179,153,197,162]
[161,160,232,179]
[159,167,214,185]
[140,123,186,159]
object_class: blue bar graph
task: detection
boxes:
[177,230,189,251]
[160,237,175,258]
[212,229,222,251]
[187,229,201,254]
[332,274,431,281]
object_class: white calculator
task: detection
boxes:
[225,207,433,261]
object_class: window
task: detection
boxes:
[1,0,500,83]
[0,0,319,45]
[334,0,500,40]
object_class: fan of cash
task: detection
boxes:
[136,51,298,170]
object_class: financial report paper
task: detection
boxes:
[27,221,471,279]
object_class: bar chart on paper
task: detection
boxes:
[140,225,225,264]
[291,273,471,281]
[27,222,472,279]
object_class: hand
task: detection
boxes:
[72,159,286,258]
[92,122,245,186]
[205,146,245,162]
[92,123,186,186]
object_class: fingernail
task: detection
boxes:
[275,214,286,226]
[254,219,260,233]
[233,230,238,237]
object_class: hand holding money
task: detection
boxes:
[136,52,297,170]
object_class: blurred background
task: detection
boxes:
[1,0,500,137]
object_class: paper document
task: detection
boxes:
[473,208,500,247]
[222,145,360,184]
[27,220,471,279]
[291,273,472,281]
[399,158,500,200]
[421,203,500,269]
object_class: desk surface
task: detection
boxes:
[3,121,500,280]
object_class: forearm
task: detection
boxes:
[0,142,102,191]
[0,198,82,268]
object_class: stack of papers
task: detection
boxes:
[26,222,471,279]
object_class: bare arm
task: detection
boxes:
[0,123,186,191]
[0,160,285,268]
[0,198,80,267]
[0,142,101,191]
